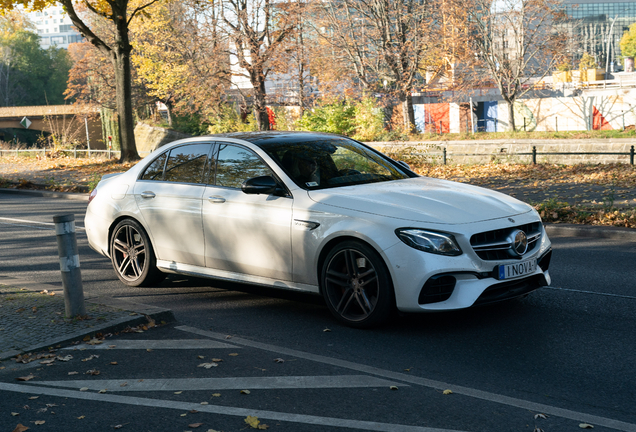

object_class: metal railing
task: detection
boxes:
[410,145,636,165]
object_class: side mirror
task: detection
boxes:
[241,176,283,195]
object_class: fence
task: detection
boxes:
[0,148,152,158]
[399,145,636,165]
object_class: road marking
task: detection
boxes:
[0,382,465,432]
[0,216,85,230]
[547,286,636,300]
[30,375,403,391]
[176,326,636,432]
[63,339,238,350]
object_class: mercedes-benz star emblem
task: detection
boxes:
[512,230,528,256]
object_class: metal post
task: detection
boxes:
[523,118,527,132]
[443,147,447,165]
[53,214,86,317]
[622,111,625,131]
[73,147,77,158]
[84,117,91,158]
[439,121,443,134]
[631,145,634,165]
[469,97,475,134]
[532,146,537,164]
[555,117,558,132]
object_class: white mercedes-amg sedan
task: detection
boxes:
[85,131,552,327]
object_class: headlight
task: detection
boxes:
[395,228,462,256]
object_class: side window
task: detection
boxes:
[214,144,272,189]
[164,144,211,184]
[140,152,168,181]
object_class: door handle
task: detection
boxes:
[208,196,226,204]
[140,191,156,199]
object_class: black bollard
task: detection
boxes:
[53,214,86,317]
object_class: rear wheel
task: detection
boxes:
[321,241,394,328]
[110,219,165,287]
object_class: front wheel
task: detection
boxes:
[110,219,165,287]
[321,241,394,328]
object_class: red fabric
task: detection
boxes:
[266,107,276,130]
[592,106,612,131]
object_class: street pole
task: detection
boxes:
[53,214,86,317]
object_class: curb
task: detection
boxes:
[0,277,175,361]
[544,223,636,240]
[0,187,88,201]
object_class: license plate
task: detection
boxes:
[497,258,537,280]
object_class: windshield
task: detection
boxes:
[260,138,409,190]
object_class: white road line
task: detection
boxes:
[0,382,465,432]
[547,286,636,300]
[63,339,238,350]
[30,375,403,391]
[176,326,636,432]
[0,216,85,230]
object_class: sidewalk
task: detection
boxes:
[0,276,174,361]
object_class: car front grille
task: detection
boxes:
[470,222,542,261]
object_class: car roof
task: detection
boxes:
[209,131,349,147]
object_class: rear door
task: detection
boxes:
[134,142,213,267]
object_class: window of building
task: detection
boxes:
[50,36,65,45]
[59,24,72,32]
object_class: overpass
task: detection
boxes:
[0,105,105,149]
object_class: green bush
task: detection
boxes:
[207,104,257,134]
[297,101,356,136]
[352,97,385,142]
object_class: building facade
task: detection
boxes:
[26,5,83,50]
[561,0,636,71]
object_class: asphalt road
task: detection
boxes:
[1,193,635,432]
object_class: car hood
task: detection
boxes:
[308,177,533,224]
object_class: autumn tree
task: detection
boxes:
[620,23,636,59]
[0,11,71,106]
[315,0,433,132]
[459,0,566,131]
[130,0,228,127]
[2,0,162,162]
[220,0,297,131]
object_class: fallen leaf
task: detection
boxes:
[12,424,28,432]
[579,424,594,429]
[16,375,35,381]
[240,390,251,394]
[146,349,152,352]
[211,393,221,397]
[113,425,124,429]
[68,371,79,375]
[211,358,223,362]
[274,358,285,363]
[404,368,411,372]
[85,338,103,345]
[28,396,39,400]
[180,414,187,417]
[174,391,183,395]
[120,382,128,387]
[534,414,548,419]
[198,362,218,369]
[443,389,453,395]
[11,412,20,416]
[323,328,331,332]
[77,416,85,419]
[34,421,45,425]
[198,355,205,359]
[228,353,239,357]
[190,410,199,414]
[390,386,399,390]
[200,402,209,405]
[57,355,72,362]
[85,369,100,376]
[98,389,107,393]
[188,423,203,428]
[245,416,268,429]
[110,362,118,365]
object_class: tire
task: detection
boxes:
[321,240,395,328]
[109,219,165,287]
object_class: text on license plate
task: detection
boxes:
[497,258,537,280]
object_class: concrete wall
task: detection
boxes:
[369,139,636,165]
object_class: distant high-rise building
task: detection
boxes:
[26,5,84,50]
[561,0,636,71]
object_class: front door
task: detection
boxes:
[202,143,293,281]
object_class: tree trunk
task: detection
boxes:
[252,77,270,131]
[400,92,415,133]
[507,100,516,131]
[113,48,139,162]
